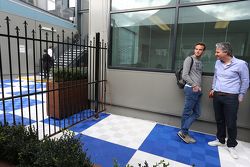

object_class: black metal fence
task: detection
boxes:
[0,16,107,139]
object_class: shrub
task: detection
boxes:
[0,123,93,167]
[19,131,93,167]
[114,159,169,167]
[0,123,37,165]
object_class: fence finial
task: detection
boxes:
[23,21,28,26]
[32,30,36,41]
[5,16,10,22]
[15,26,20,32]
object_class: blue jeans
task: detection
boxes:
[181,86,202,135]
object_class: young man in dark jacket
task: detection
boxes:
[42,49,53,79]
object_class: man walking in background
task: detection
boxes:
[48,46,53,57]
[178,42,206,144]
[208,42,249,159]
[42,49,54,79]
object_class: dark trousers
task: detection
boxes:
[43,64,51,79]
[213,93,239,147]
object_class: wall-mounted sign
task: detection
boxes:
[19,45,25,53]
[41,27,57,32]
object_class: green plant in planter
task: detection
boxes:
[47,66,89,119]
[53,67,87,82]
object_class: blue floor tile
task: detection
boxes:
[43,110,104,128]
[0,113,36,125]
[139,124,220,167]
[76,134,136,167]
[7,90,37,96]
[23,83,46,89]
[0,84,11,88]
[1,79,20,84]
[0,97,43,112]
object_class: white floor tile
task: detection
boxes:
[128,150,190,167]
[15,104,48,122]
[82,114,156,149]
[219,141,250,167]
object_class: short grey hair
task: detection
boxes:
[215,42,233,57]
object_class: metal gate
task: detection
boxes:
[0,16,107,139]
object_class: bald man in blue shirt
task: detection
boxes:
[208,42,249,159]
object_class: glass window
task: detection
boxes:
[111,0,176,11]
[81,0,89,10]
[111,9,175,70]
[176,1,250,73]
[180,0,213,4]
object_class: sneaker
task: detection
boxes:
[208,139,225,146]
[186,134,196,143]
[177,131,196,144]
[228,147,239,159]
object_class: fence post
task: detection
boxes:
[95,33,100,118]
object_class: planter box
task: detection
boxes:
[46,79,88,119]
[0,161,15,167]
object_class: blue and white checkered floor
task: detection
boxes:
[1,79,250,166]
[0,78,94,139]
[0,79,58,139]
[68,113,250,167]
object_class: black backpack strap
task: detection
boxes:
[188,56,194,74]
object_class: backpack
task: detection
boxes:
[175,56,194,89]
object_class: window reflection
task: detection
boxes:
[112,0,176,10]
[197,4,250,21]
[111,9,175,70]
[176,1,250,73]
[180,0,212,3]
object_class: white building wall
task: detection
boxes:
[89,0,109,42]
